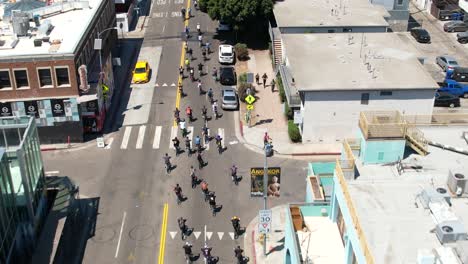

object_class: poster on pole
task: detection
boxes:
[250,167,281,197]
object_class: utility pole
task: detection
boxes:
[263,138,268,256]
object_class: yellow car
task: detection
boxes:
[132,61,150,83]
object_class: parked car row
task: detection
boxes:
[411,20,468,44]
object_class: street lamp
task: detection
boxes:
[94,27,118,81]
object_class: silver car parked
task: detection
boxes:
[436,55,459,71]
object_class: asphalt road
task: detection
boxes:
[42,0,308,263]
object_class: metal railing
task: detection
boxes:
[278,65,301,107]
[359,111,407,139]
[335,162,374,264]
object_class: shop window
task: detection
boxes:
[55,67,70,87]
[0,70,12,90]
[37,68,53,87]
[13,69,29,89]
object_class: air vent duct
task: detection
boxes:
[447,171,467,196]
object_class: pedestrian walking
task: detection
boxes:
[205,42,211,53]
[255,73,260,85]
[262,73,268,88]
[270,79,276,92]
[198,35,203,47]
[187,48,193,60]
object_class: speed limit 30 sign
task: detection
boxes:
[258,209,272,234]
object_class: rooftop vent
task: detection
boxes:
[435,220,467,244]
[447,171,467,196]
[11,11,30,36]
[37,20,52,37]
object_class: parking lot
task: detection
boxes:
[398,1,468,113]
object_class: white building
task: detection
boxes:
[280,33,438,143]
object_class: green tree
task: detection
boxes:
[201,0,273,31]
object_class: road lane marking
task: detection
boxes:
[120,126,132,149]
[162,83,168,86]
[158,203,169,264]
[169,231,177,239]
[193,231,201,239]
[169,126,178,149]
[136,125,146,149]
[217,232,224,240]
[153,126,162,149]
[206,231,212,240]
[229,232,235,240]
[115,211,127,258]
[105,137,114,149]
[218,128,225,147]
[203,128,210,150]
[162,24,166,33]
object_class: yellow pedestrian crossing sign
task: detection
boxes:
[245,95,256,104]
[246,104,254,110]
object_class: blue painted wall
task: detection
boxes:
[284,207,303,264]
[306,162,336,202]
[331,173,367,264]
[358,130,405,164]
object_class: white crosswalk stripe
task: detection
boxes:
[153,126,162,149]
[168,230,235,240]
[120,126,132,149]
[218,128,225,147]
[169,126,178,149]
[118,125,224,150]
[203,128,210,150]
[135,125,146,149]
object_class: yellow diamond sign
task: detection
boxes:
[245,95,256,104]
[246,104,254,110]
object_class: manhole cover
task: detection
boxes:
[92,227,116,242]
[129,225,154,241]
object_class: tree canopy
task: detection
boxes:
[200,0,273,31]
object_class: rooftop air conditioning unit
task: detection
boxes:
[435,221,467,244]
[419,188,449,209]
[33,39,42,47]
[435,187,451,206]
[447,171,467,196]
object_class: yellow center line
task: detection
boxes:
[174,0,192,127]
[157,203,169,264]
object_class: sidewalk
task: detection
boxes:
[236,50,341,157]
[243,205,287,264]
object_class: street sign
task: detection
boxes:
[97,137,105,148]
[293,110,302,124]
[246,104,254,110]
[245,95,256,105]
[258,209,272,234]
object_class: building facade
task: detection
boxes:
[0,116,47,263]
[0,0,117,143]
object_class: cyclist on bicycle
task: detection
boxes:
[178,217,187,238]
[172,137,180,154]
[197,152,204,168]
[202,125,209,142]
[186,106,193,122]
[215,134,222,147]
[207,88,213,102]
[185,136,191,152]
[174,184,182,200]
[180,120,187,137]
[174,108,180,122]
[201,245,212,259]
[196,23,201,34]
[163,153,171,167]
[234,246,244,262]
[194,136,201,150]
[198,62,203,76]
[231,165,238,181]
[183,242,193,258]
[201,180,208,194]
[231,216,241,235]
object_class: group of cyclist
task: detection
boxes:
[183,243,248,264]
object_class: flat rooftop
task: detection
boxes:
[282,33,439,91]
[0,0,102,59]
[348,126,468,263]
[274,0,389,28]
[297,216,344,263]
